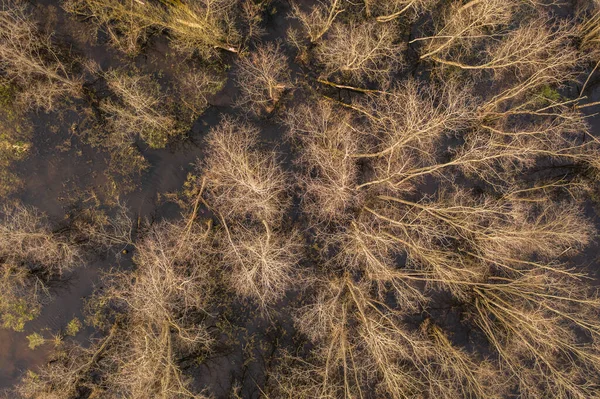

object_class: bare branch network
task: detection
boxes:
[3,0,600,398]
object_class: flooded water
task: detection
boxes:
[1,0,600,397]
[0,263,100,390]
[0,0,299,394]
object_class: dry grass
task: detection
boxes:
[0,80,31,198]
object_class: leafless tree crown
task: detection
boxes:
[235,42,292,116]
[0,0,81,110]
[8,0,600,398]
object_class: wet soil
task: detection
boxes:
[1,0,600,397]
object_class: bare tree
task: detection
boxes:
[414,0,520,61]
[274,277,502,399]
[273,48,600,395]
[15,218,215,399]
[290,0,345,43]
[15,339,99,399]
[175,67,226,118]
[71,202,134,251]
[315,21,404,85]
[196,117,298,309]
[353,79,475,188]
[0,203,80,279]
[580,7,600,61]
[218,220,300,310]
[0,0,81,110]
[198,117,290,224]
[577,5,600,95]
[423,320,504,399]
[271,177,600,398]
[100,69,181,149]
[284,100,364,223]
[64,0,153,54]
[9,2,600,399]
[363,190,591,280]
[366,0,437,22]
[470,272,600,399]
[427,18,581,82]
[348,79,599,192]
[101,220,215,399]
[0,203,81,331]
[235,42,292,116]
[64,0,260,56]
